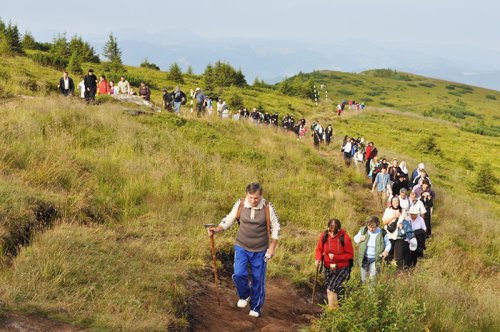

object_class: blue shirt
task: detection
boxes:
[375,172,390,192]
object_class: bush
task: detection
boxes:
[418,82,436,88]
[313,280,426,332]
[140,59,160,71]
[369,69,412,81]
[471,162,498,195]
[486,94,497,100]
[415,135,441,155]
[225,91,244,110]
[379,101,395,107]
[337,89,354,96]
[28,51,68,70]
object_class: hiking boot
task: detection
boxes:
[249,310,260,318]
[237,297,250,308]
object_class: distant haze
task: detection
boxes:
[2,0,500,90]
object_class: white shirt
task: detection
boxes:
[63,78,69,90]
[409,199,427,215]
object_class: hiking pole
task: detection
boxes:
[311,263,319,304]
[204,224,221,306]
[381,255,386,276]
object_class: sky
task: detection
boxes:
[2,0,500,88]
[2,0,497,48]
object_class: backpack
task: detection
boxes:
[321,231,354,273]
[236,198,271,241]
[163,93,173,103]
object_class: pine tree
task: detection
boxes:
[5,22,24,55]
[102,33,122,63]
[186,65,194,76]
[51,33,69,57]
[168,62,184,83]
[21,31,37,50]
[202,63,215,96]
[67,52,83,74]
[234,69,247,87]
[69,35,99,63]
[472,162,498,195]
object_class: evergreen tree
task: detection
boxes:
[102,33,122,63]
[69,35,99,63]
[51,33,69,58]
[472,162,498,195]
[67,52,83,74]
[140,58,160,70]
[4,22,24,55]
[234,69,247,87]
[168,62,184,83]
[186,65,194,76]
[0,35,11,56]
[202,63,215,96]
[21,31,37,50]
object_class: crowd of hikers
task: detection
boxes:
[312,137,436,310]
[59,68,434,316]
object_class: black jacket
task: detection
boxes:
[59,77,75,95]
[84,74,97,90]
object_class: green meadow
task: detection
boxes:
[0,53,498,331]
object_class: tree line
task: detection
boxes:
[0,17,318,100]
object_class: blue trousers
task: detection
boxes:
[232,245,267,313]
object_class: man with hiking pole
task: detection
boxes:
[207,182,280,318]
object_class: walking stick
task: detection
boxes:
[204,224,221,306]
[381,255,386,276]
[311,263,319,304]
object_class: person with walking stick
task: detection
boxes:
[207,182,280,318]
[314,219,354,310]
[353,216,391,285]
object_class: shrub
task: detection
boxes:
[225,91,244,110]
[459,156,475,171]
[28,51,68,70]
[407,83,417,87]
[415,135,441,155]
[313,280,426,332]
[369,69,412,81]
[379,101,395,107]
[460,121,500,137]
[337,89,354,96]
[140,59,160,71]
[418,82,436,88]
[486,94,496,100]
[471,162,498,195]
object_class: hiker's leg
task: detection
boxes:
[425,214,431,237]
[248,250,267,313]
[368,261,377,284]
[232,246,251,300]
[360,264,368,284]
[327,290,338,309]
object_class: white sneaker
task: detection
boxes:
[237,297,250,308]
[249,310,260,318]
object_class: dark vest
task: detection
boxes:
[235,206,269,252]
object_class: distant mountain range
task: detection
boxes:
[87,30,500,90]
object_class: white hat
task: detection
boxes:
[409,237,418,251]
[195,87,200,91]
[418,163,425,170]
[409,205,421,215]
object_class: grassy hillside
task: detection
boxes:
[0,55,499,331]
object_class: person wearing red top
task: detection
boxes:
[97,75,110,95]
[315,219,354,310]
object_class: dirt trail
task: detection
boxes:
[188,274,322,332]
[0,313,82,332]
